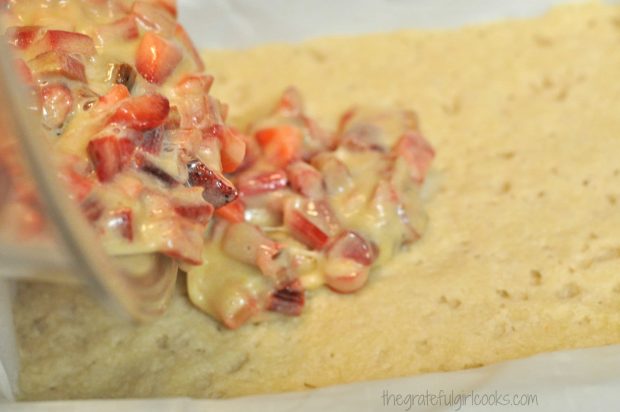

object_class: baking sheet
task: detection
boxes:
[2,0,620,410]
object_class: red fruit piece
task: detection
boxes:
[81,197,104,222]
[132,1,176,35]
[237,169,288,196]
[5,26,42,49]
[328,231,376,266]
[107,208,133,240]
[220,127,246,173]
[98,84,130,106]
[275,87,304,115]
[214,198,245,223]
[187,160,237,208]
[255,125,303,168]
[267,279,305,316]
[109,93,170,131]
[324,259,369,294]
[392,133,435,183]
[87,136,135,182]
[283,199,331,250]
[286,161,325,199]
[175,74,213,94]
[30,30,96,57]
[28,50,86,82]
[135,32,182,84]
[96,16,139,42]
[174,203,214,225]
[174,23,204,71]
[39,83,73,129]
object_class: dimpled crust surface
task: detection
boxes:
[14,2,620,400]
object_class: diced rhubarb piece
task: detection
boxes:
[310,153,352,194]
[187,160,237,208]
[175,23,204,71]
[254,125,303,168]
[108,63,137,90]
[237,169,288,196]
[267,279,305,316]
[174,203,214,225]
[135,32,182,84]
[220,127,246,173]
[5,26,42,49]
[324,257,369,294]
[109,93,170,131]
[107,208,133,240]
[283,200,331,250]
[286,161,325,199]
[132,1,176,35]
[98,84,130,106]
[327,231,377,266]
[39,83,73,130]
[391,133,435,183]
[30,30,96,57]
[28,50,86,82]
[175,74,213,94]
[214,198,245,223]
[13,58,33,85]
[96,16,139,42]
[87,136,135,182]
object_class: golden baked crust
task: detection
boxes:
[14,2,620,400]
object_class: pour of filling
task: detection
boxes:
[0,0,434,328]
[186,88,435,328]
[0,0,245,265]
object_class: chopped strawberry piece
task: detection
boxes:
[187,160,237,208]
[87,136,135,182]
[132,1,176,35]
[237,169,287,196]
[107,208,133,241]
[30,30,96,57]
[220,127,246,173]
[255,125,303,168]
[328,231,376,266]
[13,58,33,85]
[214,198,245,223]
[39,83,73,130]
[392,133,435,183]
[174,203,214,225]
[175,24,204,71]
[28,50,86,82]
[96,16,139,42]
[136,126,164,154]
[135,32,182,84]
[286,161,324,199]
[284,206,330,250]
[267,279,305,316]
[109,93,170,131]
[98,84,130,106]
[5,26,42,49]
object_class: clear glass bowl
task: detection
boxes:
[0,40,178,321]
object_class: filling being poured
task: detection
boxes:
[0,0,434,328]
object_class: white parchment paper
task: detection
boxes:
[2,0,620,410]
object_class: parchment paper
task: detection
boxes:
[2,0,620,410]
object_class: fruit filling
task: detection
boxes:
[0,0,434,328]
[186,88,435,328]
